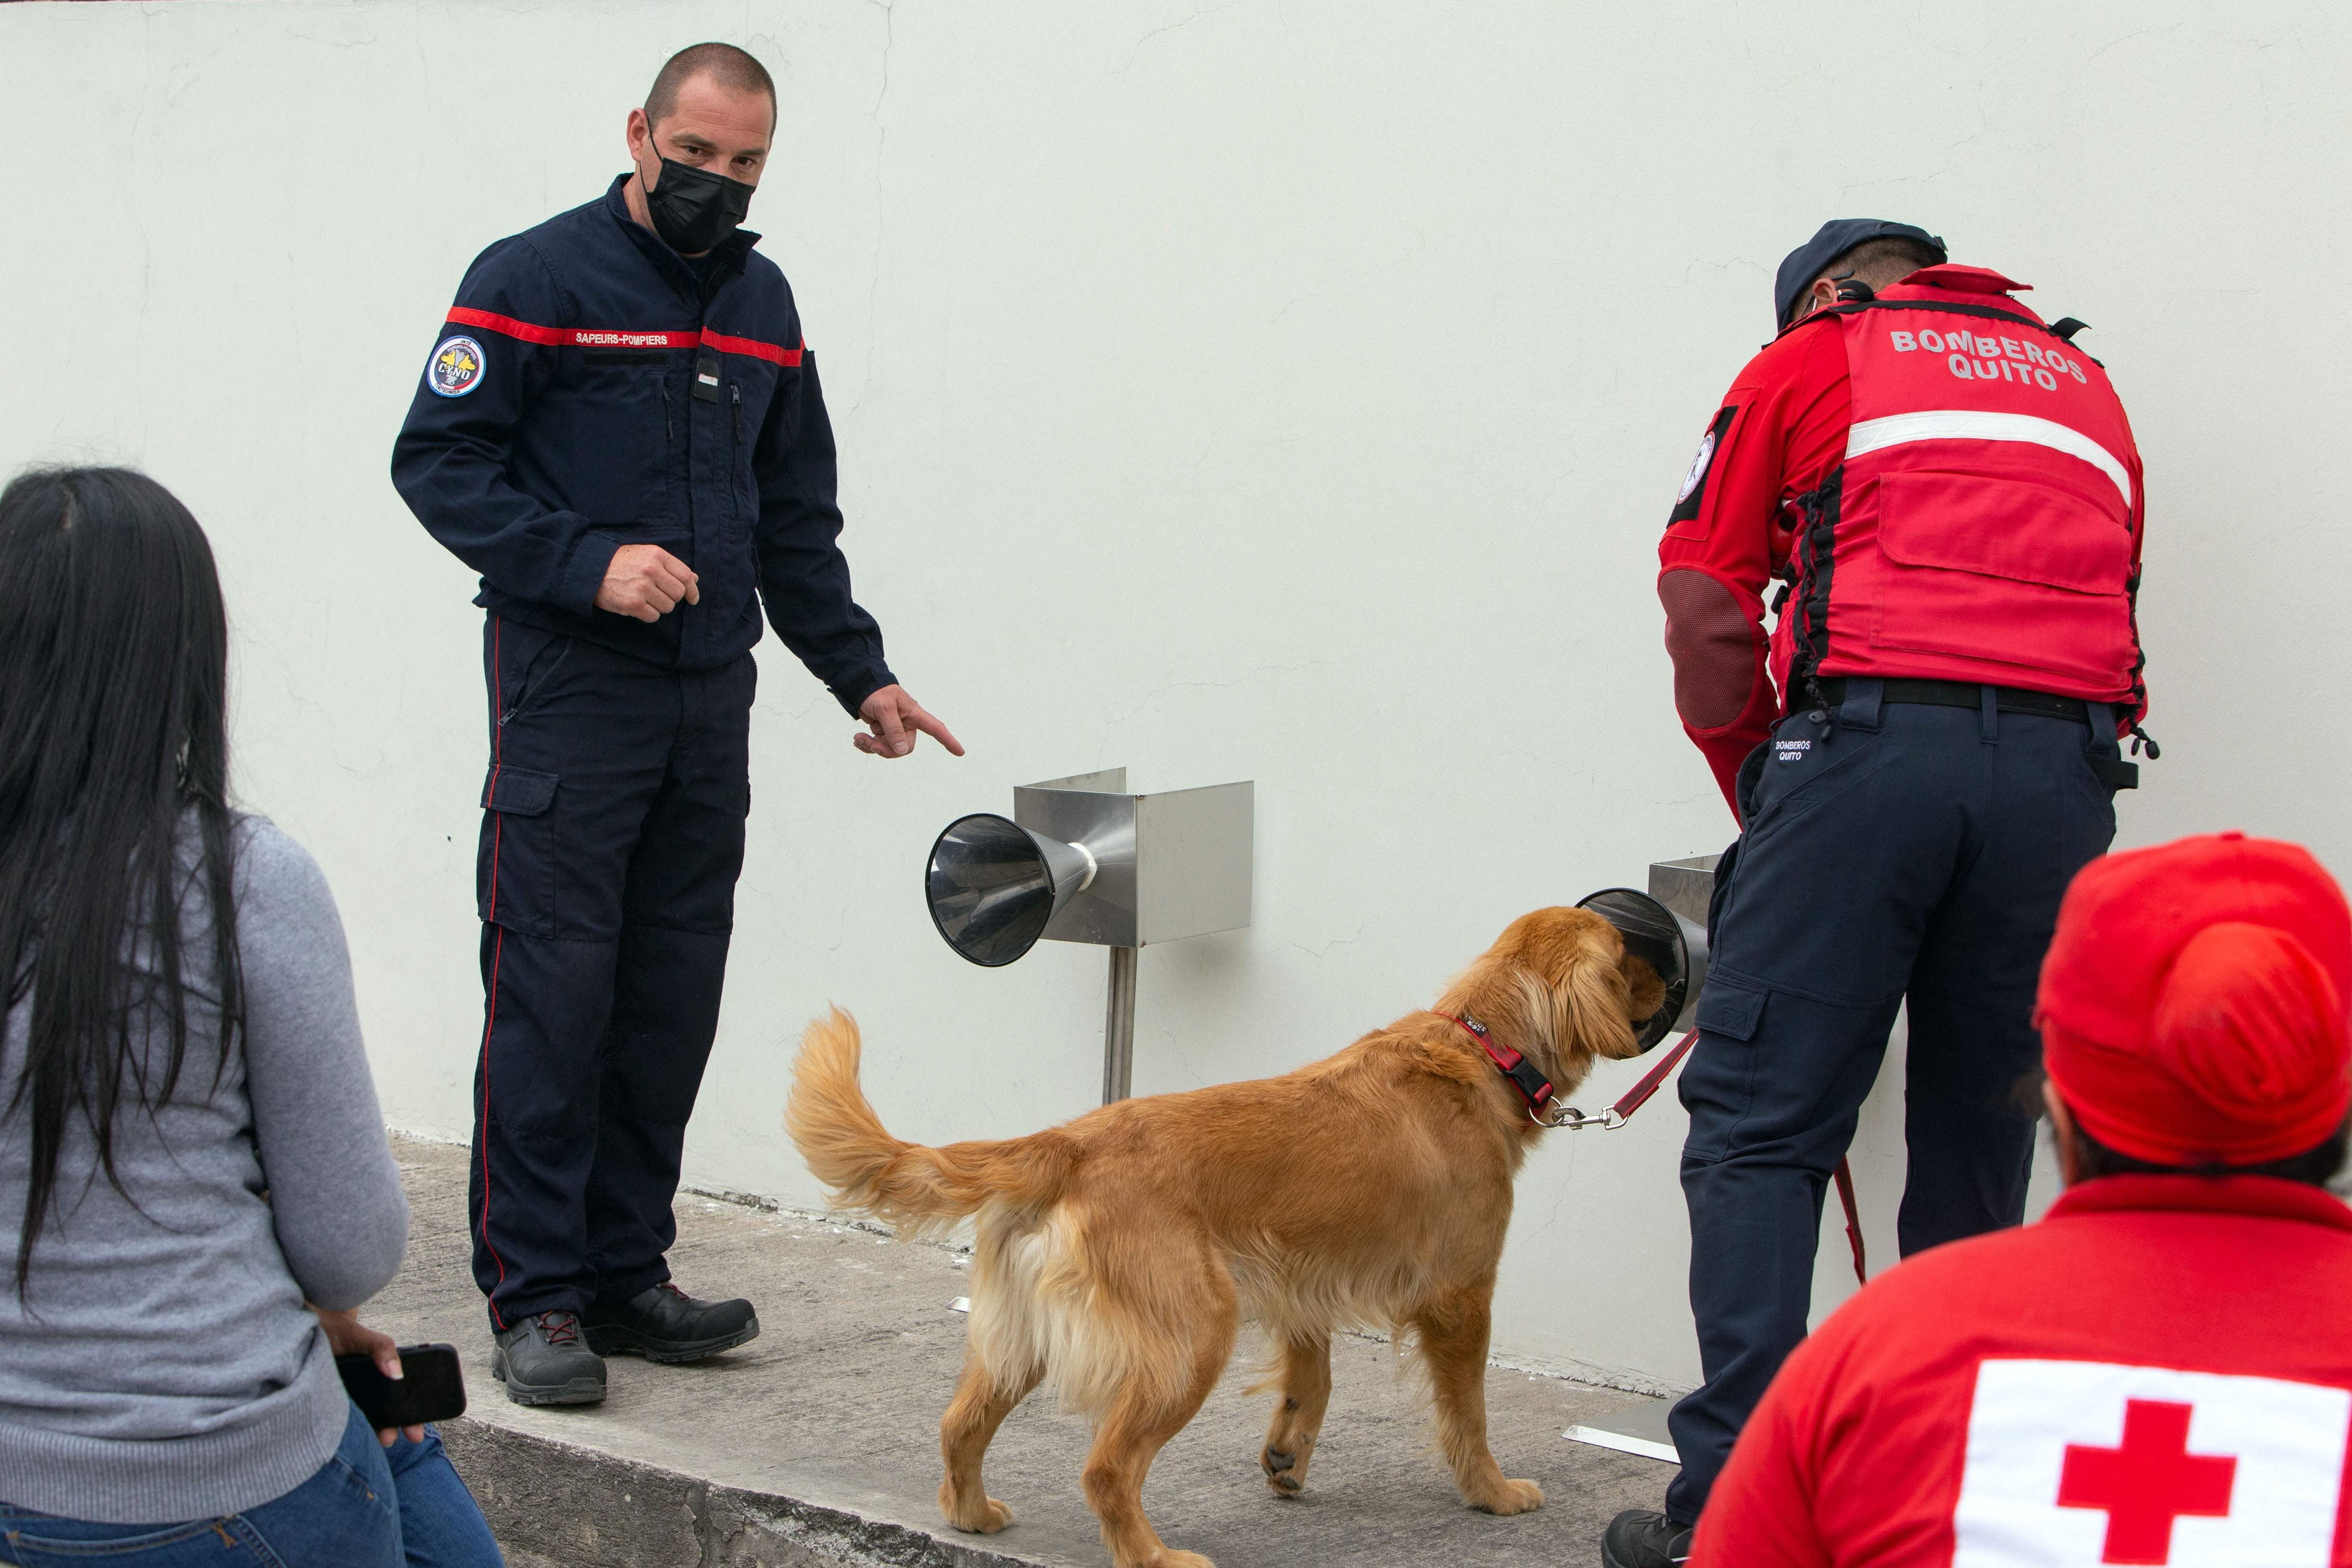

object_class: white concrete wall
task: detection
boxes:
[3,0,2343,1393]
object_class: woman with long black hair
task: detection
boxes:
[0,467,501,1567]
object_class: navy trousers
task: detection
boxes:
[1662,679,2120,1522]
[468,615,753,1330]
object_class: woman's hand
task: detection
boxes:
[311,1305,425,1447]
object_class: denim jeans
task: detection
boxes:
[0,1403,503,1568]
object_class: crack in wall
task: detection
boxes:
[854,0,896,415]
[1114,0,1250,75]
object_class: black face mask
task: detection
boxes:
[640,154,754,255]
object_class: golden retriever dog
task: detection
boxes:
[785,906,1661,1568]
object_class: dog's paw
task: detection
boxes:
[939,1490,1015,1533]
[1471,1477,1544,1516]
[1143,1553,1216,1568]
[1260,1445,1304,1496]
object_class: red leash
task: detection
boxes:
[1831,1160,1867,1287]
[1610,1028,1700,1121]
[1452,1018,1869,1287]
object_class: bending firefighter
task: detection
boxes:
[1604,219,2155,1567]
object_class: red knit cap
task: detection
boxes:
[2036,833,2352,1166]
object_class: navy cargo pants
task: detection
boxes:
[468,614,753,1332]
[1663,678,2122,1522]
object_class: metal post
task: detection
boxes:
[1102,945,1138,1104]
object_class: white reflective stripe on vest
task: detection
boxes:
[1845,410,2134,509]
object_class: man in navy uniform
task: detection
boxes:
[393,43,961,1406]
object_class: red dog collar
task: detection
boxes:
[1450,1012,1557,1118]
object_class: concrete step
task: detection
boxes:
[375,1137,1672,1567]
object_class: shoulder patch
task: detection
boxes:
[1669,405,1738,525]
[426,334,486,398]
[1678,428,1718,504]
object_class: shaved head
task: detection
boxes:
[1820,235,1943,292]
[646,42,775,133]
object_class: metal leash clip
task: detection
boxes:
[1532,1103,1627,1131]
[1530,1027,1705,1132]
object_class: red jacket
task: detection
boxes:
[1659,266,2148,815]
[1691,1176,2352,1567]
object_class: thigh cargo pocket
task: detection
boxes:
[1679,977,1768,1161]
[477,765,558,937]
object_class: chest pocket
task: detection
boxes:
[724,360,789,519]
[558,354,679,530]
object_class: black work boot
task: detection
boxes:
[1601,1509,1694,1568]
[491,1310,606,1406]
[582,1282,759,1364]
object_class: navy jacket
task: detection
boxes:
[391,176,894,711]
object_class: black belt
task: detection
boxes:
[1815,677,2091,724]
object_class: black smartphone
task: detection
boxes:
[335,1344,468,1429]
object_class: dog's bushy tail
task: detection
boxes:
[785,1008,1077,1241]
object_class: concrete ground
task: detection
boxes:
[374,1136,1671,1568]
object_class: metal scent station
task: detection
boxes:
[923,770,1254,1104]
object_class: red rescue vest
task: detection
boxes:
[1768,265,2147,709]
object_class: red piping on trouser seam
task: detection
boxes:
[478,617,511,1329]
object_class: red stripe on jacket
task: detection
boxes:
[697,327,801,365]
[445,307,803,364]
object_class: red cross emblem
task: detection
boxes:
[1952,1358,2348,1565]
[2055,1399,2237,1564]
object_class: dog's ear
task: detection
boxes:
[1564,921,1645,1061]
[1515,917,1642,1068]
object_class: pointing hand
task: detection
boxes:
[856,685,964,759]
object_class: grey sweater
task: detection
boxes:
[0,816,409,1524]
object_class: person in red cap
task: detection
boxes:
[1609,219,2158,1567]
[1688,832,2352,1566]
